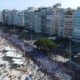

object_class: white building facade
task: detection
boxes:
[40,7,57,35]
[58,9,65,37]
[24,7,36,30]
[2,10,11,25]
[58,9,74,39]
[33,10,41,33]
[2,9,24,27]
[15,12,24,27]
[0,11,2,23]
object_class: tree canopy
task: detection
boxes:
[34,38,57,51]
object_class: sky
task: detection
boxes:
[0,0,80,10]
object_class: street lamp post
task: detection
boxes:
[68,30,75,78]
[30,25,32,46]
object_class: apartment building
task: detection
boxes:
[3,6,80,42]
[7,11,13,26]
[40,7,56,35]
[72,8,80,42]
[64,9,74,38]
[2,9,10,25]
[0,11,2,23]
[11,10,18,26]
[2,9,24,27]
[33,9,41,33]
[58,9,65,37]
[15,12,24,27]
[24,7,36,30]
[24,7,58,35]
[58,8,74,38]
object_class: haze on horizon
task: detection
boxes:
[0,0,80,10]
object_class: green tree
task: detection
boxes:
[34,38,57,51]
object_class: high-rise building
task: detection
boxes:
[33,9,41,33]
[15,12,24,27]
[24,7,36,30]
[11,10,18,26]
[64,9,74,38]
[0,11,2,23]
[58,8,74,38]
[7,11,13,26]
[24,7,60,35]
[72,8,80,42]
[24,4,62,35]
[2,9,24,27]
[2,5,79,41]
[58,9,65,37]
[40,7,56,35]
[2,9,11,25]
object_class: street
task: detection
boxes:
[1,31,72,80]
